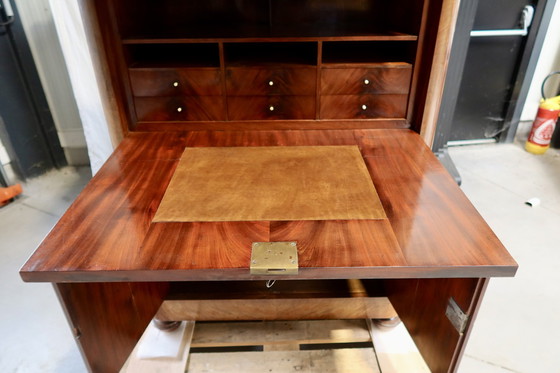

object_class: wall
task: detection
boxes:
[13,0,89,165]
[520,1,560,121]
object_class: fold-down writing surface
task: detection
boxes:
[153,145,386,222]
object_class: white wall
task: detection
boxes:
[520,1,560,121]
[48,0,114,174]
[14,0,89,165]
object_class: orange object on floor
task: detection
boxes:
[0,184,22,206]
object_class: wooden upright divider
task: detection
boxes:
[20,1,517,372]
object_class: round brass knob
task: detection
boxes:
[177,107,183,112]
[268,80,274,86]
[173,81,179,87]
[269,106,275,111]
[361,104,367,110]
[364,79,370,85]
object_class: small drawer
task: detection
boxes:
[134,96,226,121]
[228,96,316,120]
[321,65,412,95]
[129,68,223,97]
[320,95,408,119]
[226,68,316,96]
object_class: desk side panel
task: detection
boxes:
[384,277,487,373]
[54,282,169,373]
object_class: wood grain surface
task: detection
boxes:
[134,96,226,121]
[129,68,223,97]
[21,129,517,282]
[384,277,487,373]
[153,145,385,222]
[54,282,168,373]
[321,65,412,95]
[227,96,316,120]
[320,94,408,119]
[155,280,396,321]
[226,67,316,96]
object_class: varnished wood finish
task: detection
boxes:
[135,119,410,131]
[55,282,168,373]
[321,65,412,95]
[354,130,516,271]
[227,96,315,120]
[134,219,404,281]
[320,95,408,118]
[226,67,316,96]
[134,96,226,121]
[21,129,517,283]
[129,68,223,96]
[384,277,488,373]
[420,0,460,145]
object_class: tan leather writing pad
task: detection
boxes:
[153,146,386,222]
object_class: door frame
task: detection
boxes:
[433,0,557,151]
[0,1,66,179]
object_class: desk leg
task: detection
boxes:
[54,282,169,373]
[385,278,488,373]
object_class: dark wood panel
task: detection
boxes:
[320,94,408,118]
[226,67,316,95]
[134,96,226,121]
[111,0,420,40]
[129,68,223,96]
[21,129,517,282]
[227,96,315,120]
[321,65,412,94]
[55,282,168,373]
[384,278,487,373]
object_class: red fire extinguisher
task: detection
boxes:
[525,71,560,155]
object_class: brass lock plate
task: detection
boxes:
[250,242,298,275]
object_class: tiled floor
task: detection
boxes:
[1,138,559,372]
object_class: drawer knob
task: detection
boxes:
[364,79,370,85]
[361,104,367,111]
[173,81,179,87]
[177,107,183,112]
[269,106,275,111]
[268,80,274,86]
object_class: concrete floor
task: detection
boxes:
[1,139,559,372]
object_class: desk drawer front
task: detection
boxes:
[228,96,315,120]
[226,68,316,96]
[135,96,226,121]
[321,66,412,95]
[130,68,223,97]
[320,95,407,119]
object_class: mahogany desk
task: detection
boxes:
[20,129,517,373]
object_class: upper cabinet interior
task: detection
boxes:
[114,0,425,41]
[94,0,441,132]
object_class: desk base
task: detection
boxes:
[54,278,487,373]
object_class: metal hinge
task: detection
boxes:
[250,241,298,275]
[446,297,469,335]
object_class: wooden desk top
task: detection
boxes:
[20,129,517,282]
